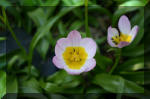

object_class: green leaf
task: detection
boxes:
[120,0,147,6]
[69,20,83,31]
[20,0,38,6]
[95,51,113,71]
[7,75,18,93]
[7,75,18,99]
[42,70,83,93]
[62,0,84,6]
[50,94,67,99]
[86,86,107,93]
[119,72,144,85]
[43,82,83,93]
[0,37,6,41]
[47,70,82,86]
[0,71,6,99]
[115,56,144,72]
[95,37,106,45]
[122,44,144,57]
[0,55,6,69]
[43,82,64,93]
[19,77,42,93]
[58,21,66,35]
[88,5,112,18]
[41,0,60,6]
[124,80,144,93]
[93,74,124,93]
[145,71,150,85]
[93,73,144,93]
[36,37,50,59]
[28,8,47,27]
[0,0,11,7]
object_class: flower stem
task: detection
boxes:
[109,48,121,74]
[85,0,91,37]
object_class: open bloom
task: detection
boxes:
[107,15,138,48]
[53,30,97,75]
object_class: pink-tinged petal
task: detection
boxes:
[80,38,97,59]
[67,30,81,46]
[52,56,65,69]
[64,66,86,75]
[118,41,130,48]
[118,15,131,34]
[84,58,96,72]
[130,25,139,42]
[55,38,71,59]
[63,58,96,75]
[107,26,118,47]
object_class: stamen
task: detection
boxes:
[63,47,88,70]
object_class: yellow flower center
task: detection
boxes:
[63,47,88,70]
[112,33,132,45]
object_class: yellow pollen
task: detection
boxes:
[63,47,88,70]
[112,33,132,45]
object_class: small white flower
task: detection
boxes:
[107,15,139,48]
[53,30,97,75]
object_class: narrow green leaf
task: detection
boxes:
[0,0,11,7]
[119,72,144,85]
[58,21,66,35]
[69,21,83,31]
[115,56,144,72]
[62,0,84,6]
[41,0,60,6]
[0,71,6,99]
[28,8,47,27]
[122,44,144,57]
[20,0,38,6]
[120,0,147,6]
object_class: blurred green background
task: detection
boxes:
[0,0,150,99]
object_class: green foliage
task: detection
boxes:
[0,71,6,99]
[0,0,149,98]
[41,70,83,93]
[19,77,42,93]
[120,0,148,6]
[0,0,11,7]
[62,0,84,6]
[93,73,144,93]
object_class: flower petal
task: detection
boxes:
[64,65,86,75]
[55,38,71,59]
[80,38,97,59]
[63,58,96,75]
[52,56,65,69]
[118,41,130,48]
[67,30,81,46]
[118,15,131,34]
[107,26,118,47]
[67,30,81,39]
[84,58,96,72]
[130,25,138,42]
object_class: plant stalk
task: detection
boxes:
[109,49,121,74]
[85,0,91,37]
